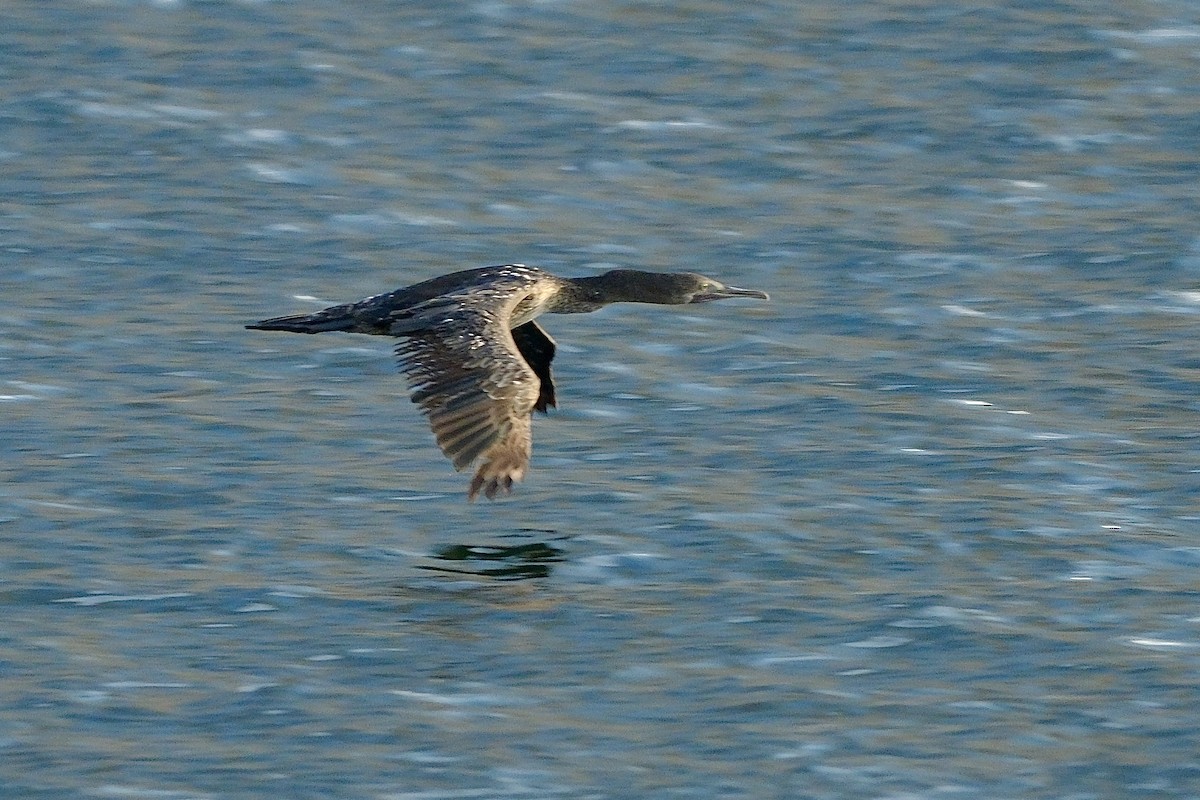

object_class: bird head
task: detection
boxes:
[594,270,769,305]
[681,273,771,304]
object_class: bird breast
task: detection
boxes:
[508,293,548,329]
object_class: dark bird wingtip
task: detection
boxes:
[467,472,518,501]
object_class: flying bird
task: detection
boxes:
[248,264,768,500]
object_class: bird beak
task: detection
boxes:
[691,284,770,303]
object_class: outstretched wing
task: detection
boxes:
[390,286,542,500]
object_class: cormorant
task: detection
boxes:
[248,264,768,500]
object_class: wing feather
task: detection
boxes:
[391,283,543,500]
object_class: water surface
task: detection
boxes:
[3,1,1199,797]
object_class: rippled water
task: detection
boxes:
[3,1,1200,797]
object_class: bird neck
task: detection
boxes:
[548,276,622,313]
[562,272,651,308]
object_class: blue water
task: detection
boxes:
[3,1,1199,797]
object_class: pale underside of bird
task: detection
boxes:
[248,264,768,500]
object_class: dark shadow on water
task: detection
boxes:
[417,529,567,581]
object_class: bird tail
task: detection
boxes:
[246,303,357,334]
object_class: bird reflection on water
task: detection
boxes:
[418,530,568,580]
